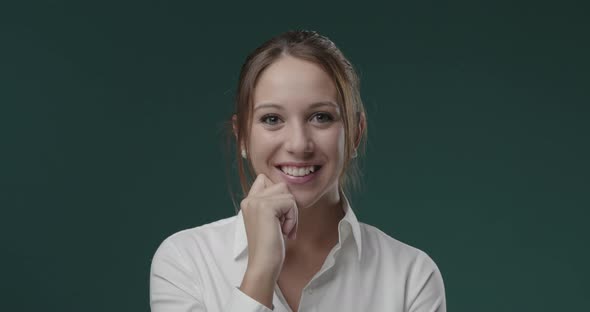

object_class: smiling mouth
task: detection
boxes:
[275,165,322,177]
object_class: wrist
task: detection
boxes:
[243,264,278,286]
[240,268,276,309]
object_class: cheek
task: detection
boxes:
[332,127,346,151]
[248,127,280,169]
[249,127,279,151]
[337,130,346,154]
[319,127,346,160]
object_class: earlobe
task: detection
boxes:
[233,114,247,159]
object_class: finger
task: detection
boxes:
[257,181,290,197]
[283,202,298,240]
[260,174,275,189]
[248,174,268,196]
[271,197,297,238]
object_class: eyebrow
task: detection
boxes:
[254,101,339,112]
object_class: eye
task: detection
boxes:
[260,114,282,125]
[311,112,334,123]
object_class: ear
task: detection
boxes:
[232,114,246,152]
[232,114,238,141]
[354,112,366,150]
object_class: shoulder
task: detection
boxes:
[149,215,240,307]
[358,222,446,308]
[152,214,238,266]
[359,222,442,276]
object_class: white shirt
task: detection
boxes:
[150,196,446,312]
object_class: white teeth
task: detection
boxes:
[280,165,316,177]
[297,168,305,176]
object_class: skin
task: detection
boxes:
[233,55,365,310]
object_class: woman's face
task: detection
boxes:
[248,55,345,209]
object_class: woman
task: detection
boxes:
[150,30,446,312]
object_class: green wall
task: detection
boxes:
[1,1,588,311]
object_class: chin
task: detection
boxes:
[292,190,325,210]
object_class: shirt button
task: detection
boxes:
[306,288,313,294]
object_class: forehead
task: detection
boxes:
[253,55,338,109]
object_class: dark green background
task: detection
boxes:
[1,1,588,311]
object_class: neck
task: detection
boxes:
[285,190,345,255]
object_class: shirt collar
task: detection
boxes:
[232,193,362,262]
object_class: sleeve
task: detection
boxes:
[405,251,447,312]
[149,238,274,312]
[226,287,275,312]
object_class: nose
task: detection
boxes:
[284,121,314,156]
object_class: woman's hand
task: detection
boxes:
[241,173,298,280]
[239,173,298,308]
